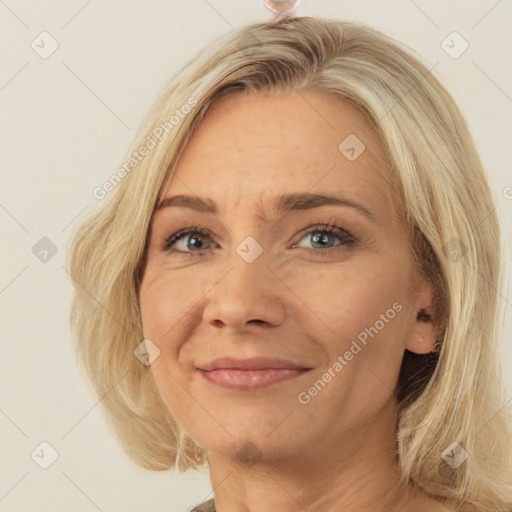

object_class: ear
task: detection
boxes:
[405,275,438,355]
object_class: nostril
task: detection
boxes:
[249,319,267,325]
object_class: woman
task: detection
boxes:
[66,15,512,512]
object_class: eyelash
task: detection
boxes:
[162,219,358,258]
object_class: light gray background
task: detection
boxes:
[1,1,511,511]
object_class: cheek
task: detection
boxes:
[139,268,197,418]
[288,260,409,375]
[139,266,197,341]
[293,258,407,328]
[291,265,409,424]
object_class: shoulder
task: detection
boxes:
[190,498,215,512]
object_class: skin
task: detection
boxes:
[139,90,451,512]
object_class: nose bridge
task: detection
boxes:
[222,235,271,297]
[202,237,284,329]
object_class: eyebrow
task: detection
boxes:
[156,193,377,223]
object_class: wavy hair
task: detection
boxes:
[66,15,512,511]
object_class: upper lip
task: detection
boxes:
[197,357,312,371]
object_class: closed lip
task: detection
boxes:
[197,357,312,371]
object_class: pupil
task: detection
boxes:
[312,232,332,248]
[188,235,204,250]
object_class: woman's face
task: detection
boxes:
[139,90,432,463]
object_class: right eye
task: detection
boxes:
[163,226,216,257]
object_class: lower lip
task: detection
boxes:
[198,368,311,390]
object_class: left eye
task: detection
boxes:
[294,225,355,250]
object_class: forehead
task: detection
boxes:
[162,90,395,220]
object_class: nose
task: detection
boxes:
[202,248,286,331]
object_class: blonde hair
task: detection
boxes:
[66,15,512,510]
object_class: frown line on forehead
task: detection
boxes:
[156,192,377,224]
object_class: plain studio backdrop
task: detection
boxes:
[0,1,511,511]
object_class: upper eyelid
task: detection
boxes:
[167,223,352,239]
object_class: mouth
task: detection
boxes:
[197,368,313,390]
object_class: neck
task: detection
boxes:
[207,398,416,512]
